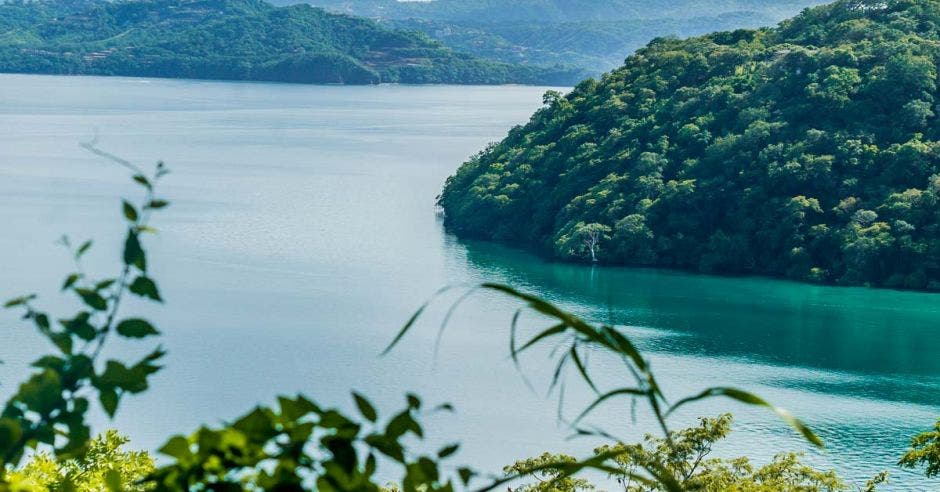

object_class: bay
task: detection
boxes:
[0,74,937,489]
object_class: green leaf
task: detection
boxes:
[365,433,404,462]
[458,467,474,485]
[417,457,439,482]
[95,279,116,291]
[514,323,566,359]
[63,356,94,384]
[667,387,823,447]
[104,469,123,492]
[75,288,108,311]
[232,407,277,441]
[33,313,50,331]
[386,411,417,440]
[98,360,147,393]
[122,200,138,222]
[103,389,123,416]
[353,392,377,422]
[76,240,93,258]
[116,318,159,338]
[129,276,161,302]
[4,294,36,308]
[570,345,598,393]
[140,346,167,365]
[574,387,647,424]
[159,435,192,461]
[0,418,23,457]
[51,332,73,355]
[146,199,169,209]
[16,369,63,416]
[123,231,145,270]
[31,356,65,371]
[382,285,458,355]
[61,312,97,341]
[62,273,82,291]
[279,396,314,421]
[437,443,459,458]
[132,174,151,189]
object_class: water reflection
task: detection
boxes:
[449,236,940,406]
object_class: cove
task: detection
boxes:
[0,74,936,489]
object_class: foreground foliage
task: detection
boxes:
[439,0,940,289]
[506,415,869,491]
[8,430,153,491]
[900,417,940,478]
[0,149,167,471]
[148,393,468,491]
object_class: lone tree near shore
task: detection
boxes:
[558,222,611,262]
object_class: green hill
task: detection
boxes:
[298,0,827,75]
[439,0,940,290]
[388,13,782,75]
[0,0,582,84]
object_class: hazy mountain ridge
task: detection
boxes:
[291,0,820,23]
[390,11,780,74]
[0,0,584,84]
[293,0,828,74]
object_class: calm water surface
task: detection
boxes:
[0,74,938,489]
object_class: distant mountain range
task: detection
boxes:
[292,0,829,74]
[286,0,822,23]
[0,0,583,84]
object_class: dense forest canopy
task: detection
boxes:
[0,0,582,84]
[439,0,940,290]
[298,0,828,74]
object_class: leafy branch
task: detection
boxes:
[384,282,823,490]
[0,147,169,473]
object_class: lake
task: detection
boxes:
[0,74,938,489]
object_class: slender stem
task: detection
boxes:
[80,140,146,177]
[90,263,131,362]
[90,172,156,362]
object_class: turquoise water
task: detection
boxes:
[0,74,937,489]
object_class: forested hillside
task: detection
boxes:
[390,13,780,74]
[299,0,827,74]
[439,0,940,290]
[0,0,581,84]
[297,0,819,23]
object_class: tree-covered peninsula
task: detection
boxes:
[0,0,581,85]
[440,0,940,290]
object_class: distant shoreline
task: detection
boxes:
[0,70,575,89]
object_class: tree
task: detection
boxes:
[436,0,940,290]
[508,415,862,491]
[899,418,940,478]
[558,222,612,262]
[579,223,610,262]
[614,214,657,264]
[504,453,594,492]
[593,415,846,491]
[7,430,153,491]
